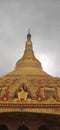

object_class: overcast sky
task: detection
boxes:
[0,0,60,77]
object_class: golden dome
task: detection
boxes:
[0,32,60,114]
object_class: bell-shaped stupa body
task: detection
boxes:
[15,32,48,76]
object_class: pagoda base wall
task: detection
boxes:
[0,112,60,130]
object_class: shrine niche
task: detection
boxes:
[55,87,60,101]
[18,124,29,130]
[44,89,55,99]
[13,83,32,101]
[0,86,10,101]
[0,124,8,130]
[39,125,49,130]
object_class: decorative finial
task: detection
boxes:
[27,28,31,40]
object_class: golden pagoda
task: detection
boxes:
[0,32,60,130]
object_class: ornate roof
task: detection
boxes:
[0,32,60,114]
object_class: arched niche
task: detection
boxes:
[0,124,8,130]
[18,124,29,130]
[39,125,49,130]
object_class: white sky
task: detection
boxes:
[0,0,60,77]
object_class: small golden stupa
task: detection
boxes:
[0,31,60,115]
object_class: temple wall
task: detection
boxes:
[0,112,60,130]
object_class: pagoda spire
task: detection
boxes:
[23,30,34,59]
[27,29,31,41]
[15,32,42,70]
